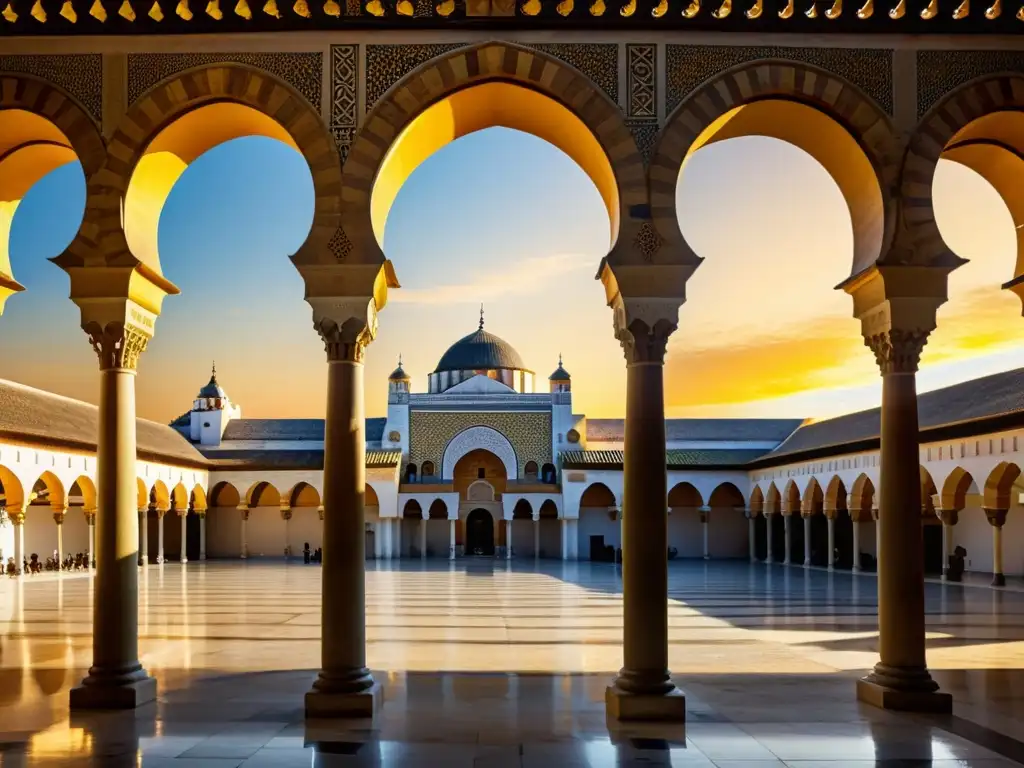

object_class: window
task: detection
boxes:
[478,468,485,479]
[422,461,435,478]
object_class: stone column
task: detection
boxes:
[281,506,292,560]
[604,308,684,721]
[506,519,513,560]
[783,513,792,565]
[851,512,861,572]
[699,506,710,560]
[70,320,156,709]
[533,512,540,559]
[561,518,569,560]
[178,509,189,564]
[449,518,456,560]
[373,521,382,559]
[937,509,958,581]
[984,508,1008,587]
[53,504,67,565]
[84,508,96,569]
[138,507,149,565]
[747,511,756,563]
[826,511,836,571]
[9,506,25,574]
[238,505,249,559]
[765,514,774,564]
[306,312,381,718]
[156,507,167,564]
[197,510,207,561]
[420,512,428,560]
[848,268,951,712]
[803,514,812,567]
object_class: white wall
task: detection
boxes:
[709,508,748,559]
[578,507,619,560]
[511,519,535,557]
[206,506,242,558]
[288,507,322,555]
[246,506,286,558]
[668,508,702,558]
[539,519,560,558]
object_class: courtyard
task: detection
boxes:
[0,560,1022,766]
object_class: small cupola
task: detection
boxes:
[389,355,411,396]
[548,354,571,393]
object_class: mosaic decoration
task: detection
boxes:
[665,45,893,115]
[627,120,659,165]
[327,227,353,262]
[330,45,358,163]
[365,43,466,111]
[632,220,663,262]
[917,49,1024,117]
[126,52,323,112]
[531,43,618,104]
[626,44,656,118]
[409,411,551,473]
[0,54,102,121]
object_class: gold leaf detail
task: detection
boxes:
[825,0,840,15]
[984,0,999,16]
[805,1,817,16]
[60,0,78,20]
[205,0,222,16]
[555,0,572,14]
[235,0,251,16]
[682,0,699,15]
[262,0,279,13]
[888,0,902,14]
[712,0,729,15]
[365,0,383,13]
[619,0,634,13]
[31,0,47,20]
[521,0,540,12]
[745,0,761,16]
[920,0,936,16]
[952,0,967,15]
[856,0,871,16]
[118,0,135,18]
[323,0,340,13]
[148,0,164,17]
[1,2,17,20]
[589,0,604,12]
[651,0,666,14]
[294,0,311,13]
[89,0,107,17]
[175,0,192,17]
[436,0,454,12]
[778,0,793,16]
[395,0,413,12]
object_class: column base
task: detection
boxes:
[70,674,157,710]
[992,573,1006,587]
[856,678,952,714]
[305,681,383,719]
[605,684,686,722]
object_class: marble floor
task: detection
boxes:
[1,560,1023,766]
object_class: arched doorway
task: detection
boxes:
[465,509,495,557]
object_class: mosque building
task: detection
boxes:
[1,317,1023,582]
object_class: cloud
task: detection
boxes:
[387,252,594,305]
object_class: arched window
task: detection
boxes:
[405,464,418,483]
[524,461,539,479]
[421,461,435,479]
[541,463,557,484]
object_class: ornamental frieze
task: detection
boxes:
[0,54,102,121]
[409,411,552,475]
[916,49,1024,117]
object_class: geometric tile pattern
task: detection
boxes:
[410,410,552,471]
[916,49,1024,118]
[0,54,102,121]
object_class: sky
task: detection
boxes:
[2,126,1021,424]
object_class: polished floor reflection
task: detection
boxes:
[1,560,1023,766]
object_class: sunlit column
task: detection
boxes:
[532,512,540,559]
[605,309,684,721]
[699,505,710,560]
[238,504,249,559]
[179,508,189,564]
[9,506,25,574]
[420,511,428,560]
[847,276,950,712]
[937,509,958,581]
[138,507,149,565]
[826,512,835,571]
[985,508,1007,587]
[306,313,380,717]
[506,519,513,560]
[765,514,774,564]
[281,505,292,560]
[70,322,156,709]
[52,503,67,565]
[802,515,812,567]
[85,508,96,569]
[156,506,167,564]
[746,511,756,563]
[197,509,207,561]
[782,513,792,565]
[449,518,456,561]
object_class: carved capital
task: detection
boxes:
[599,262,687,366]
[85,320,151,371]
[937,508,959,526]
[313,298,378,363]
[7,506,25,525]
[317,506,324,521]
[864,328,930,375]
[83,508,96,525]
[984,508,1008,528]
[53,509,67,525]
[238,505,251,521]
[194,508,207,519]
[156,506,170,518]
[177,507,189,518]
[281,507,293,521]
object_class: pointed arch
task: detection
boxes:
[849,473,875,515]
[708,481,745,508]
[512,499,533,520]
[70,476,97,512]
[428,499,449,519]
[748,484,765,515]
[246,480,281,508]
[921,466,938,515]
[801,477,824,515]
[31,471,66,508]
[402,499,423,518]
[580,482,617,508]
[209,481,241,508]
[781,479,801,514]
[668,481,704,508]
[0,464,25,510]
[824,476,847,514]
[764,482,782,514]
[170,482,189,512]
[285,482,321,508]
[190,484,208,512]
[940,467,976,512]
[151,479,170,510]
[984,462,1021,510]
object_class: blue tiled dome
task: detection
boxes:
[434,329,528,374]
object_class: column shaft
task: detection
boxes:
[852,517,861,572]
[71,365,155,709]
[748,516,756,562]
[700,508,710,560]
[420,517,427,560]
[240,510,249,559]
[449,519,456,560]
[56,521,64,564]
[179,513,188,564]
[783,514,792,565]
[87,517,95,569]
[506,519,512,560]
[533,518,540,559]
[13,521,24,573]
[827,517,835,570]
[803,516,812,567]
[941,522,951,581]
[766,515,774,564]
[199,516,206,561]
[395,517,402,560]
[157,513,165,564]
[140,509,149,565]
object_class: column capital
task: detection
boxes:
[317,505,324,521]
[85,320,151,372]
[936,508,959,526]
[83,507,96,525]
[314,299,378,364]
[6,504,25,525]
[237,504,250,521]
[598,262,688,366]
[281,507,293,521]
[156,505,170,518]
[532,512,540,522]
[193,506,207,519]
[53,507,67,525]
[822,507,839,520]
[984,508,1008,528]
[176,506,189,518]
[421,510,429,520]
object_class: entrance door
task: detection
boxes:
[465,509,495,556]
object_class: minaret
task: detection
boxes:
[382,354,411,454]
[550,354,574,456]
[189,362,241,445]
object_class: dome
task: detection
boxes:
[549,355,571,381]
[197,364,226,399]
[434,328,528,373]
[389,356,410,381]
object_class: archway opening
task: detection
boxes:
[672,98,884,419]
[465,508,495,557]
